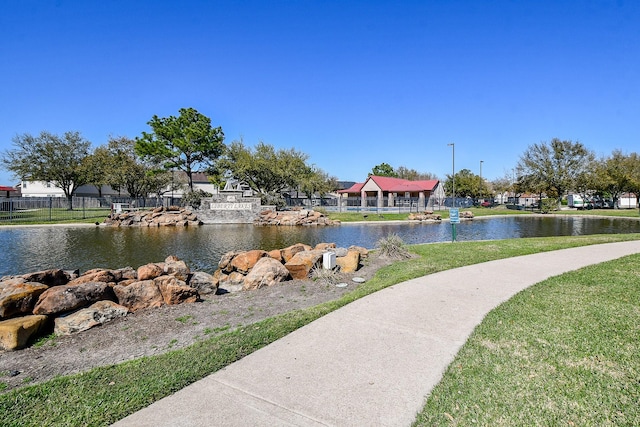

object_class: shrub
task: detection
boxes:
[183,189,212,209]
[540,198,557,214]
[377,233,411,259]
[310,265,340,285]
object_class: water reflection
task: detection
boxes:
[2,216,639,277]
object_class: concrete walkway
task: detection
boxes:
[113,240,640,427]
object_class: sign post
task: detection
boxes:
[450,208,460,242]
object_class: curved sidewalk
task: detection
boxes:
[113,240,640,427]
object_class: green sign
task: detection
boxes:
[450,208,460,224]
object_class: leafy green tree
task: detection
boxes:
[105,136,180,200]
[624,152,640,212]
[299,166,339,199]
[395,166,437,181]
[216,140,311,205]
[574,166,599,207]
[592,150,632,209]
[1,131,91,209]
[444,169,481,198]
[81,146,112,197]
[516,138,595,207]
[491,175,514,202]
[370,162,397,177]
[135,107,225,190]
[104,136,147,198]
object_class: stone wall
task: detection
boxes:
[196,192,269,224]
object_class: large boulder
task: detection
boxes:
[281,243,313,263]
[113,280,164,312]
[336,250,361,273]
[314,242,336,251]
[155,276,199,305]
[284,249,325,280]
[137,263,164,281]
[348,245,369,259]
[218,250,243,273]
[33,282,114,316]
[115,266,138,281]
[267,249,282,262]
[163,256,190,281]
[20,269,69,287]
[67,269,116,286]
[226,272,245,284]
[188,271,219,295]
[243,257,291,290]
[331,247,349,257]
[0,281,49,319]
[54,301,129,335]
[230,250,268,273]
[0,315,48,351]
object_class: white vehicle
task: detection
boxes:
[567,194,584,209]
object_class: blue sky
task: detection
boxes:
[1,0,638,186]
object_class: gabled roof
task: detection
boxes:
[337,181,356,190]
[338,176,439,193]
[337,182,364,193]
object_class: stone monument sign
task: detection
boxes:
[197,192,270,224]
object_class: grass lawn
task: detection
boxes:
[329,206,545,222]
[415,253,640,426]
[327,211,412,222]
[0,208,113,225]
[328,205,640,223]
[0,234,639,426]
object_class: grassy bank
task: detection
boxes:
[1,234,639,426]
[327,206,640,222]
[415,253,640,426]
[551,208,640,217]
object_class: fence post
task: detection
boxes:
[49,197,52,221]
[82,197,86,219]
[9,199,13,222]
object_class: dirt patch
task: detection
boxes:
[0,253,395,393]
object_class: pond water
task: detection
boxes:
[2,216,640,277]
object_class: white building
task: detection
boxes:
[19,171,219,199]
[618,193,638,209]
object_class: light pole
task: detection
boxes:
[447,143,455,207]
[479,160,484,203]
[171,170,174,207]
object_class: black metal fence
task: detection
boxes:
[0,196,171,224]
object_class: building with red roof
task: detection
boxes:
[0,186,17,198]
[337,175,445,210]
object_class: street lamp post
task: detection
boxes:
[479,160,484,203]
[447,143,455,207]
[447,143,458,242]
[171,170,174,207]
